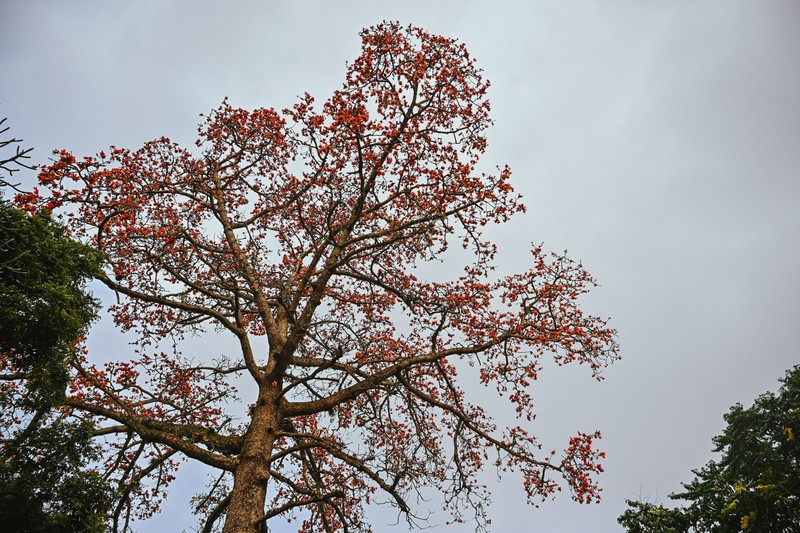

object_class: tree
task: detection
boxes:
[1,191,110,530]
[1,120,113,531]
[18,23,619,532]
[618,365,800,532]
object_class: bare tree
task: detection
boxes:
[0,115,34,192]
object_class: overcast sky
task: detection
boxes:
[3,1,799,532]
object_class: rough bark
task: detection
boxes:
[222,387,280,533]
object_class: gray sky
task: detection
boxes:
[3,1,799,531]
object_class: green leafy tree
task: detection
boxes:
[0,122,112,532]
[619,365,800,532]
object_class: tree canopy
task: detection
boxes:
[619,365,800,532]
[0,204,112,530]
[1,115,112,532]
[16,23,619,532]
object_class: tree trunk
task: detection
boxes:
[222,388,280,533]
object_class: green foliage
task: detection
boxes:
[618,500,692,533]
[619,365,800,532]
[0,200,111,531]
[0,419,112,533]
[0,202,101,407]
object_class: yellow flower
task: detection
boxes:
[741,512,756,530]
[784,427,794,442]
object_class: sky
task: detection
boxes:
[3,1,800,531]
